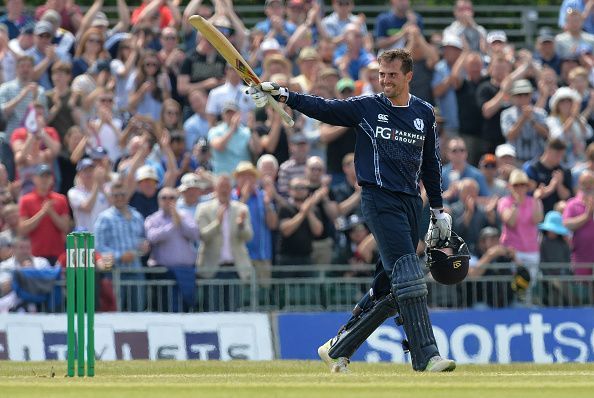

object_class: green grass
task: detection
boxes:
[1,361,594,398]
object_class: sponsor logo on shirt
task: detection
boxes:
[413,118,424,132]
[377,114,389,123]
[375,126,425,147]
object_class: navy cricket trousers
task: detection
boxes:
[360,185,423,294]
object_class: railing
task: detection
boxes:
[28,262,594,313]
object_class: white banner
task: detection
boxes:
[0,313,273,361]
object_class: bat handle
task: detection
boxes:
[266,93,295,127]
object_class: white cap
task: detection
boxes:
[487,30,507,44]
[441,35,463,50]
[260,38,281,53]
[495,143,517,158]
[135,165,159,182]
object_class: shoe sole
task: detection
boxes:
[427,360,456,372]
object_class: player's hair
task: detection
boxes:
[377,49,413,74]
[546,138,567,151]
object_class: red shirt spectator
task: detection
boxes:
[18,164,71,263]
[35,3,83,33]
[131,3,174,29]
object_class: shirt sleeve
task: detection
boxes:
[500,108,515,138]
[286,92,363,127]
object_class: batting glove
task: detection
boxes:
[425,208,452,249]
[257,82,290,103]
[248,86,268,108]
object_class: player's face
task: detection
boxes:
[378,60,412,100]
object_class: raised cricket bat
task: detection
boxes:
[188,15,295,126]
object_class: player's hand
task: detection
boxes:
[249,82,289,105]
[425,208,452,249]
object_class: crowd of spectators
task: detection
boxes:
[1,0,594,312]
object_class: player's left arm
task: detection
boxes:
[420,111,443,210]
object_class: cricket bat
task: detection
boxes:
[188,15,295,126]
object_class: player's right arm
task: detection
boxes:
[251,82,361,127]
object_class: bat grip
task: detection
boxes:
[266,93,295,127]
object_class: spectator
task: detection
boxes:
[257,153,288,212]
[333,214,377,270]
[0,24,17,85]
[0,0,34,40]
[87,89,124,164]
[285,0,326,58]
[167,131,197,183]
[183,89,209,152]
[67,158,109,233]
[45,61,77,140]
[8,23,35,56]
[451,178,497,256]
[334,24,374,80]
[131,0,180,30]
[277,133,310,197]
[35,0,83,34]
[71,27,105,78]
[539,210,571,266]
[277,176,323,268]
[524,138,573,213]
[127,49,171,120]
[109,36,137,115]
[27,20,69,90]
[256,104,289,166]
[38,9,74,62]
[130,165,161,220]
[466,226,517,308]
[357,61,383,96]
[78,1,130,39]
[176,171,214,215]
[18,164,71,265]
[10,101,61,196]
[95,180,149,312]
[374,0,423,52]
[534,27,561,75]
[476,54,513,154]
[555,7,594,60]
[145,186,199,311]
[0,203,19,244]
[207,101,261,175]
[572,142,594,185]
[455,51,485,164]
[319,79,357,186]
[195,174,253,311]
[56,126,87,195]
[562,170,594,275]
[292,47,321,94]
[233,161,277,283]
[546,87,592,167]
[332,152,361,217]
[442,137,490,203]
[567,67,594,129]
[0,235,53,311]
[0,235,12,264]
[192,136,213,172]
[442,0,486,53]
[0,55,46,140]
[405,23,438,105]
[497,169,544,281]
[500,79,549,163]
[479,153,508,198]
[432,35,464,136]
[255,0,296,47]
[157,26,185,102]
[160,98,183,136]
[494,143,518,181]
[205,65,254,126]
[534,66,559,112]
[322,0,368,51]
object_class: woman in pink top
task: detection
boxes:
[497,169,544,280]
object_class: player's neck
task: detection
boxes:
[387,92,410,107]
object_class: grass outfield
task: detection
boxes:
[1,361,594,398]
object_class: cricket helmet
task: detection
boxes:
[426,231,470,285]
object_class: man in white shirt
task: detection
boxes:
[205,65,254,127]
[67,158,110,232]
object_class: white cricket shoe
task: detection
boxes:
[317,339,349,373]
[424,355,456,372]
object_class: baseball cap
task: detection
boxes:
[479,153,497,167]
[76,158,95,172]
[34,20,54,36]
[537,27,555,43]
[88,146,108,160]
[91,11,110,28]
[233,161,260,178]
[290,133,308,144]
[35,164,52,176]
[178,173,201,192]
[41,9,61,27]
[495,143,516,158]
[487,30,507,44]
[135,165,158,182]
[510,79,533,96]
[336,78,355,93]
[441,35,463,50]
[260,37,281,53]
